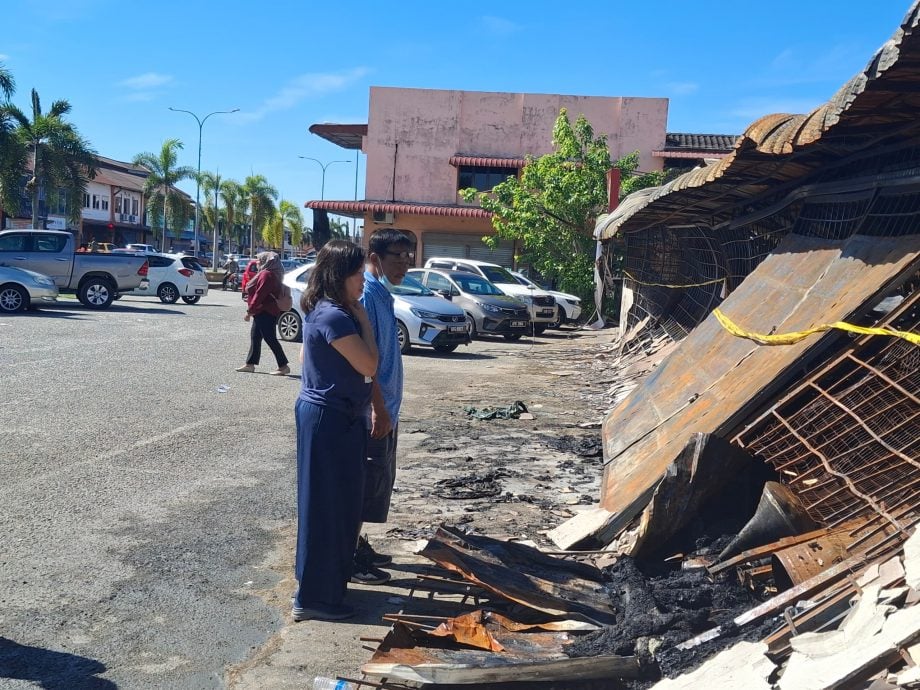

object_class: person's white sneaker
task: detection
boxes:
[235,364,255,373]
[270,365,290,376]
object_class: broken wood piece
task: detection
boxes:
[650,641,774,689]
[547,506,634,551]
[420,531,616,624]
[779,599,920,689]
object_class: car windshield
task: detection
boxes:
[452,273,503,296]
[511,272,532,287]
[181,258,204,271]
[476,265,514,284]
[389,274,434,296]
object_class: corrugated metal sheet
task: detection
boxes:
[598,233,920,531]
[596,1,920,240]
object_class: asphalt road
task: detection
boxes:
[0,288,555,689]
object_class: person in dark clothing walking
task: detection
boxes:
[236,251,290,376]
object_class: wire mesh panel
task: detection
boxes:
[736,288,920,533]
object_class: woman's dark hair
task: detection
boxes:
[302,240,366,312]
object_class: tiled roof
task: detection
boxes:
[305,199,492,219]
[449,155,526,168]
[662,133,739,151]
[597,2,920,240]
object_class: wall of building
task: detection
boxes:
[364,87,669,204]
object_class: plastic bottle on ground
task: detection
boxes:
[313,677,355,690]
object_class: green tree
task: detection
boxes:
[218,179,247,252]
[460,109,652,311]
[242,174,277,252]
[0,63,26,224]
[7,88,97,227]
[198,170,223,236]
[133,139,194,251]
[263,200,308,251]
[329,216,349,240]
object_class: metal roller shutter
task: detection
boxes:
[422,232,515,266]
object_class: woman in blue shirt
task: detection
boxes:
[292,240,378,621]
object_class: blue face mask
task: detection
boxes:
[378,273,394,289]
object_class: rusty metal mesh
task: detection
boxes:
[735,288,920,536]
[614,153,920,354]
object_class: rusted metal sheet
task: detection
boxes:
[420,528,616,625]
[425,610,601,652]
[362,622,640,685]
[595,233,920,543]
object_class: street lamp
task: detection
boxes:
[299,156,349,201]
[169,106,239,258]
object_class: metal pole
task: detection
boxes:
[353,148,359,241]
[169,107,239,257]
[299,156,348,242]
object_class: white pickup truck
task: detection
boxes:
[0,229,149,309]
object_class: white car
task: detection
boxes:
[122,253,209,304]
[423,257,558,333]
[277,265,470,354]
[0,266,59,312]
[123,243,159,254]
[509,270,582,328]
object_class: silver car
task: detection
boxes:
[0,266,59,312]
[407,268,532,341]
[390,274,470,354]
[277,266,471,354]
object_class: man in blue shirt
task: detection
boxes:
[353,229,412,584]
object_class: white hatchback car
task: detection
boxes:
[123,253,209,304]
[509,271,582,328]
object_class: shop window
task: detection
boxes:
[457,166,517,192]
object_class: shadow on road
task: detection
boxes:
[406,349,497,361]
[0,637,115,689]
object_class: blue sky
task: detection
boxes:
[1,0,911,221]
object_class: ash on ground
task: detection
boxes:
[565,554,777,687]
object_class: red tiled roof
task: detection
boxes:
[305,199,492,219]
[448,155,526,168]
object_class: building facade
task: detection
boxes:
[308,86,670,266]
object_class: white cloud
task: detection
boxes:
[118,72,174,90]
[481,15,521,34]
[0,54,9,62]
[666,81,699,95]
[238,68,369,123]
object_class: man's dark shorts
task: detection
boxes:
[362,424,398,523]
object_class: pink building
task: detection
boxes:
[308,86,669,264]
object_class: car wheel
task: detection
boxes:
[433,344,458,353]
[0,283,28,312]
[465,313,478,338]
[78,277,115,309]
[181,295,201,304]
[547,311,563,329]
[396,320,411,354]
[503,333,523,341]
[158,283,180,304]
[533,324,548,335]
[277,310,302,342]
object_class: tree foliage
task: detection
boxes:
[0,62,26,221]
[6,88,97,227]
[460,109,659,311]
[133,139,194,251]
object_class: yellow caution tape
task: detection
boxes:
[713,308,920,346]
[622,271,725,289]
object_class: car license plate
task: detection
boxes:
[511,320,527,328]
[539,309,554,316]
[448,325,466,332]
[195,289,204,294]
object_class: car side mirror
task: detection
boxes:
[437,289,452,300]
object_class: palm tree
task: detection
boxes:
[0,63,26,226]
[6,88,97,228]
[198,170,222,237]
[262,200,307,252]
[242,174,277,253]
[218,179,245,253]
[133,139,195,252]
